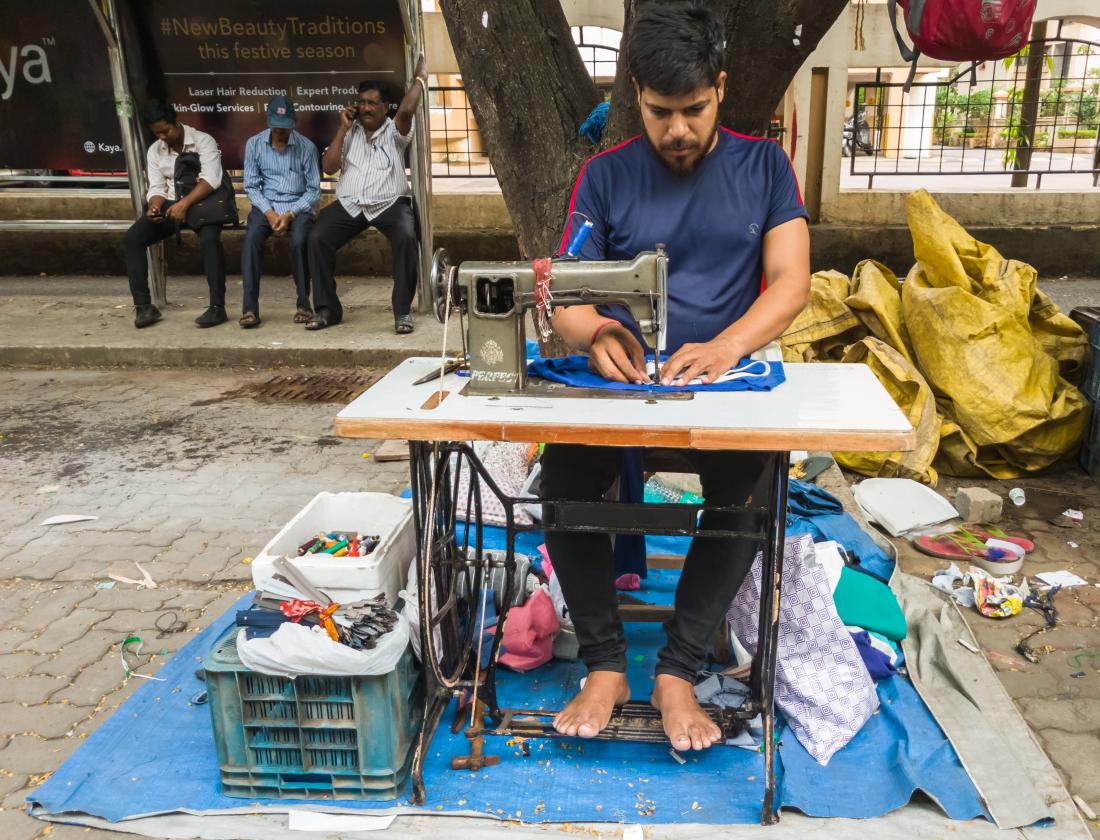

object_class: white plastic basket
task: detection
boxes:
[251,492,415,605]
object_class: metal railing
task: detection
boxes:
[427,85,494,177]
[846,34,1100,190]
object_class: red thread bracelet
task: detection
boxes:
[589,320,619,348]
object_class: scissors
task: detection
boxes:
[412,358,466,386]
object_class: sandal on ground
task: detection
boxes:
[395,314,414,334]
[911,524,1032,563]
[305,311,335,331]
[239,311,261,329]
[293,308,312,324]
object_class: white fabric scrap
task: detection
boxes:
[932,563,976,608]
[808,539,845,593]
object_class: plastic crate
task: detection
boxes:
[204,627,423,800]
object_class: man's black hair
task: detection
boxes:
[145,100,177,125]
[627,1,724,96]
[357,79,393,103]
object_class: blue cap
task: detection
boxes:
[266,96,295,129]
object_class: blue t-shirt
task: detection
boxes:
[559,128,809,354]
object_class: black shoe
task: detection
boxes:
[134,304,162,329]
[195,305,228,328]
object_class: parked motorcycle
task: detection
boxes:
[842,112,875,156]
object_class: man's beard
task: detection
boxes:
[648,120,719,176]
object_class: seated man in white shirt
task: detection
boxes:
[123,101,229,329]
[306,57,427,334]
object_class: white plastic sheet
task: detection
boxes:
[236,614,410,678]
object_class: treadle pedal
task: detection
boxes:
[486,701,749,744]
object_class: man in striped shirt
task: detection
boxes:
[240,96,321,328]
[306,57,427,333]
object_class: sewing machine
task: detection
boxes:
[428,247,668,395]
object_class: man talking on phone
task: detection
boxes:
[305,56,427,334]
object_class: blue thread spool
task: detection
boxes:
[566,219,594,257]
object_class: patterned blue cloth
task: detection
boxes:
[527,354,785,393]
[242,129,321,216]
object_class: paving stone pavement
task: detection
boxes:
[1,368,1098,838]
[0,368,409,839]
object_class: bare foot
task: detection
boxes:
[553,671,630,738]
[651,674,723,751]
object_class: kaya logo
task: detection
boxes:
[1,43,53,101]
[83,141,121,154]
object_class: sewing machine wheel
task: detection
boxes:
[414,444,493,690]
[429,248,455,324]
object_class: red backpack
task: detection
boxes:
[888,0,1037,87]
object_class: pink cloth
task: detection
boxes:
[491,588,559,672]
[614,573,641,591]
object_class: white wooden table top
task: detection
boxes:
[335,357,915,452]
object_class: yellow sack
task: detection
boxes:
[1030,288,1089,382]
[903,191,1089,477]
[845,259,913,362]
[780,270,866,362]
[834,338,940,484]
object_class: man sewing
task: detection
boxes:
[306,58,427,333]
[542,1,811,752]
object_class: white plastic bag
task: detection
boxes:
[236,613,410,678]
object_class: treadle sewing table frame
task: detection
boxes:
[335,357,914,826]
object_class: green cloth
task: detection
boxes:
[833,566,908,642]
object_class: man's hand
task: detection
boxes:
[413,54,428,84]
[264,208,281,229]
[165,201,188,223]
[146,197,166,218]
[660,336,743,386]
[339,105,355,130]
[272,212,292,235]
[589,323,649,385]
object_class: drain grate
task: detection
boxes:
[243,372,377,403]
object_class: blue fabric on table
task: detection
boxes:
[29,594,988,826]
[527,355,785,394]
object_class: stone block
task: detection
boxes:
[955,486,1003,523]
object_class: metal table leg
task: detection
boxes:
[404,440,790,823]
[756,451,790,825]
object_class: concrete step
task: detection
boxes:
[0,275,461,369]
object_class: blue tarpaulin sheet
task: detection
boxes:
[30,584,988,826]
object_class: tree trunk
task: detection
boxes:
[439,0,601,259]
[442,0,848,258]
